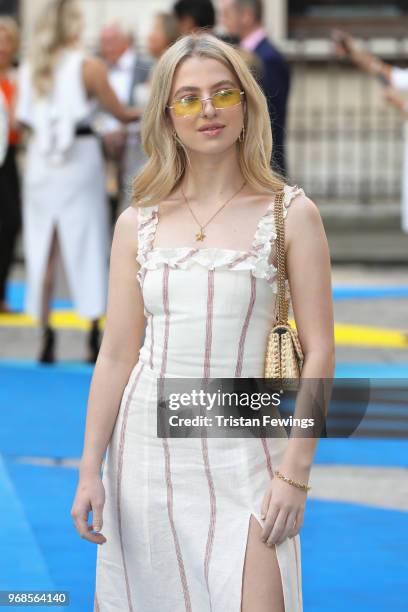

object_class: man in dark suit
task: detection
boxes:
[220,0,290,178]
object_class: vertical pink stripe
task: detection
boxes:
[149,315,154,369]
[235,273,257,377]
[201,437,216,611]
[260,438,274,479]
[140,269,154,369]
[203,270,215,379]
[201,269,216,608]
[159,264,192,612]
[159,264,170,379]
[117,363,144,612]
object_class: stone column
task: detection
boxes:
[264,0,288,43]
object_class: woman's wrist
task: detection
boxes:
[79,457,103,478]
[278,456,313,481]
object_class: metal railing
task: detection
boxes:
[285,41,407,202]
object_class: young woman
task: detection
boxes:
[71,33,335,611]
[15,0,140,362]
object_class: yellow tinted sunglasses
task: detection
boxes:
[167,88,245,117]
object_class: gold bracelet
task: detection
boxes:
[274,469,311,492]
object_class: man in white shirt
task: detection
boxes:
[98,24,152,217]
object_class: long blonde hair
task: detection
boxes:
[30,0,83,97]
[132,33,284,208]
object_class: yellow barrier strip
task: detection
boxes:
[0,313,407,348]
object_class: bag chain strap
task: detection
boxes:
[274,189,289,326]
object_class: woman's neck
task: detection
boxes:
[181,147,245,206]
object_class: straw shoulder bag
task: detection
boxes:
[264,189,304,381]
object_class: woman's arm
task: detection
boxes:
[71,206,146,543]
[82,56,141,124]
[260,193,335,547]
[279,193,335,478]
[78,206,146,480]
[383,86,408,118]
[332,29,393,84]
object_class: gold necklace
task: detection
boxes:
[181,181,246,241]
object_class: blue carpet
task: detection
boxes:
[5,282,73,312]
[302,498,408,611]
[1,458,95,612]
[0,457,406,611]
[0,363,91,458]
[0,361,408,464]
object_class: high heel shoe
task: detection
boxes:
[86,322,101,364]
[38,326,55,364]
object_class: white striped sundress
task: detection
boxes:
[94,184,305,611]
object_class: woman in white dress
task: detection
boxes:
[15,0,140,362]
[71,33,335,611]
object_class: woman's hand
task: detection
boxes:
[383,87,406,114]
[331,29,356,59]
[260,477,307,546]
[70,475,107,545]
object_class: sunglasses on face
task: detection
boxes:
[167,88,245,117]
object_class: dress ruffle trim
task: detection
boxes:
[136,184,305,295]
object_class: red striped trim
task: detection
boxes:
[204,270,215,379]
[201,436,216,611]
[139,211,157,230]
[227,252,251,268]
[235,273,256,377]
[159,264,192,612]
[260,438,274,479]
[176,248,200,264]
[117,363,145,612]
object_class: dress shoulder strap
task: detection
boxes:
[250,184,304,256]
[136,203,159,265]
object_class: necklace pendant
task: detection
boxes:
[196,229,206,241]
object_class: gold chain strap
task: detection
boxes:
[274,189,289,325]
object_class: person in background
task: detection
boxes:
[147,12,180,60]
[98,24,152,219]
[220,0,291,178]
[332,29,408,234]
[173,0,216,34]
[132,12,181,112]
[15,0,140,364]
[0,17,21,314]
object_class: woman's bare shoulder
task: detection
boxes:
[285,189,323,233]
[112,206,140,252]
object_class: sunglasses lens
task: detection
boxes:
[213,89,242,108]
[172,97,202,117]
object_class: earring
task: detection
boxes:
[239,125,246,143]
